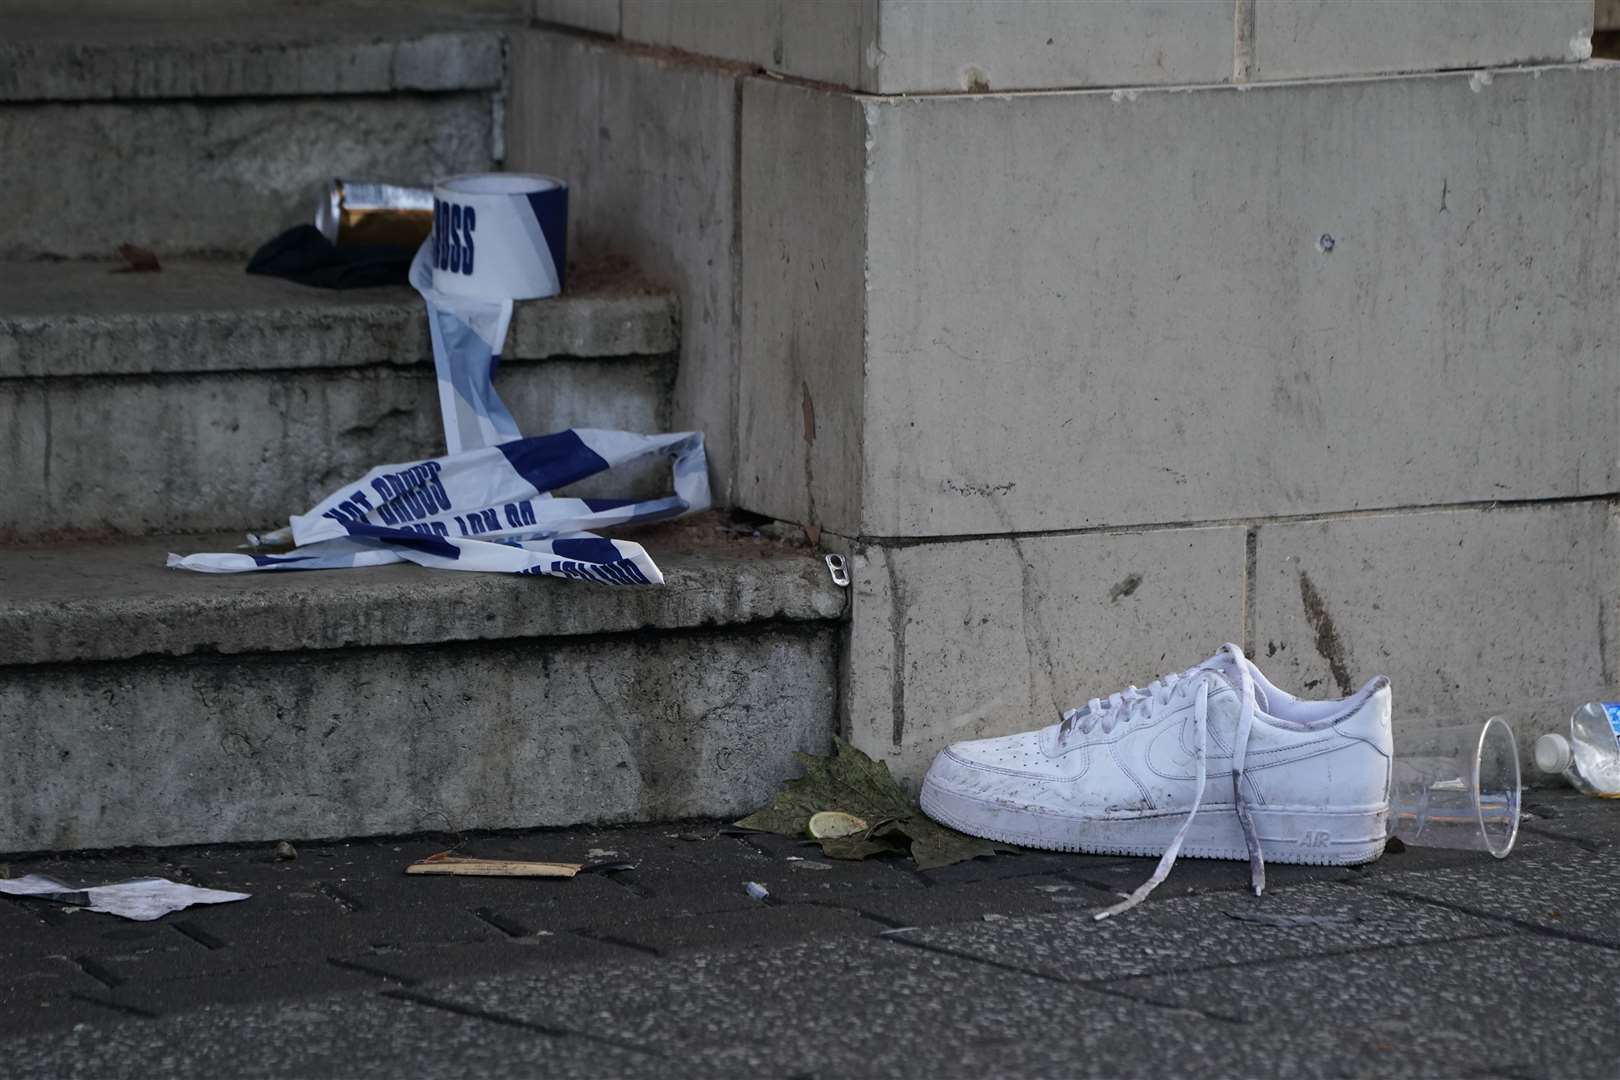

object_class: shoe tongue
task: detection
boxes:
[1200,648,1271,711]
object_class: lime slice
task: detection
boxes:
[807,811,868,840]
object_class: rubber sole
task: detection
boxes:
[921,781,1388,866]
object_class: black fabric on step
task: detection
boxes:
[246,225,413,289]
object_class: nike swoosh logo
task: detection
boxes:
[1144,718,1343,781]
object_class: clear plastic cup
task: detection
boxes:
[1387,716,1520,858]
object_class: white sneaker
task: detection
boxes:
[919,644,1392,918]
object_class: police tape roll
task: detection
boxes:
[428,173,567,301]
[411,172,568,455]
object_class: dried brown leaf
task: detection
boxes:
[735,737,996,869]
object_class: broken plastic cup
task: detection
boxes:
[1387,716,1520,858]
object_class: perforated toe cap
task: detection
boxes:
[924,729,1069,796]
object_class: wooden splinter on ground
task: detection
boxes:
[405,851,583,878]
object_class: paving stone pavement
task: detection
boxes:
[0,791,1616,1078]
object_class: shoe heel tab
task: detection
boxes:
[1333,677,1393,754]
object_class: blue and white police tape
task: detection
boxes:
[169,171,713,586]
[168,429,710,584]
[417,173,567,454]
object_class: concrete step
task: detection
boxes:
[0,515,848,853]
[0,14,511,258]
[0,13,511,103]
[0,257,679,541]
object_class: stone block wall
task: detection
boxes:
[510,1,1615,781]
[533,0,1592,91]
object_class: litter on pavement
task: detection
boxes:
[1388,715,1520,857]
[0,874,249,921]
[171,172,711,586]
[806,811,867,840]
[247,224,412,289]
[314,178,433,250]
[406,853,581,878]
[736,736,998,870]
[578,860,639,874]
[1535,701,1620,796]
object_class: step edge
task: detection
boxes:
[0,25,512,103]
[0,285,681,378]
[0,547,849,667]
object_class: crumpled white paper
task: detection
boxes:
[0,874,250,921]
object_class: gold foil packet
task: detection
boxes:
[314,179,434,249]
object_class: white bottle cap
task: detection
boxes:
[1534,733,1573,775]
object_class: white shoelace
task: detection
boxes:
[1063,645,1266,920]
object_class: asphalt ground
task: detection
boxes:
[1,790,1615,1078]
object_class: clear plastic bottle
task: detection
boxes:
[1534,703,1620,797]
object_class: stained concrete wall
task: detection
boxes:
[1250,501,1619,770]
[533,0,620,35]
[532,0,1592,91]
[502,15,1607,514]
[870,0,1232,92]
[503,10,1615,786]
[620,0,871,87]
[507,29,747,503]
[1251,1,1593,81]
[847,525,1247,781]
[733,61,1619,782]
[739,63,1620,538]
[737,76,867,539]
[851,499,1619,785]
